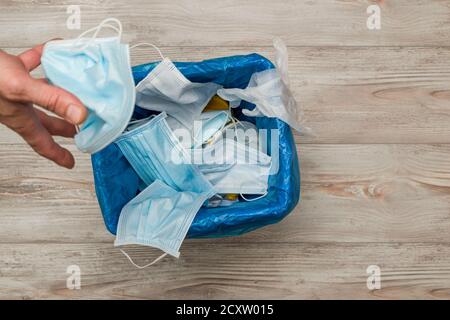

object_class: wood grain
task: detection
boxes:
[1,144,450,244]
[1,242,450,299]
[2,46,450,144]
[1,0,450,47]
[1,0,450,300]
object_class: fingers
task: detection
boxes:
[18,44,45,71]
[14,44,88,126]
[23,77,88,125]
[34,136,75,169]
[15,117,75,169]
[31,133,75,169]
[1,100,76,168]
[36,109,77,138]
[18,40,62,72]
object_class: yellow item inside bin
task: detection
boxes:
[224,194,239,201]
[203,95,229,111]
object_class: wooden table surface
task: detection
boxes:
[1,0,450,299]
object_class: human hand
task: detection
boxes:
[0,43,87,168]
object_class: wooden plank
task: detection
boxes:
[1,144,450,244]
[1,1,450,47]
[1,0,449,301]
[2,46,450,144]
[1,242,450,299]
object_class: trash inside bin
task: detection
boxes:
[41,18,302,265]
[92,52,300,239]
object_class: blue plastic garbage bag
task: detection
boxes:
[91,53,300,238]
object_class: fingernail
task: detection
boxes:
[66,104,85,125]
[47,37,63,43]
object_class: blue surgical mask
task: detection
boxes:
[115,112,215,194]
[41,18,135,153]
[134,58,221,131]
[192,111,230,148]
[192,138,272,195]
[168,110,230,149]
[115,179,211,259]
[114,112,214,261]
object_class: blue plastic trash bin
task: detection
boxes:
[91,53,300,238]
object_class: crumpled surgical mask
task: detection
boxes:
[114,112,214,264]
[217,38,308,134]
[134,56,221,131]
[115,112,215,194]
[191,137,272,195]
[169,110,231,149]
[115,179,211,260]
[41,18,135,153]
[192,111,230,148]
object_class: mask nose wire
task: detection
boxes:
[120,249,168,269]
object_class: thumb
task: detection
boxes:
[23,77,88,125]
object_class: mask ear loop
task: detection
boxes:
[227,101,245,141]
[75,18,123,50]
[239,179,268,202]
[127,42,165,132]
[119,249,168,269]
[129,42,165,60]
[240,191,268,202]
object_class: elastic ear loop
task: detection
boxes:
[239,178,268,202]
[129,42,165,60]
[125,42,165,131]
[240,191,268,202]
[227,101,243,141]
[120,249,168,269]
[75,18,123,50]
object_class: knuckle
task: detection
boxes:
[0,103,21,119]
[4,77,26,100]
[15,119,37,137]
[13,123,28,135]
